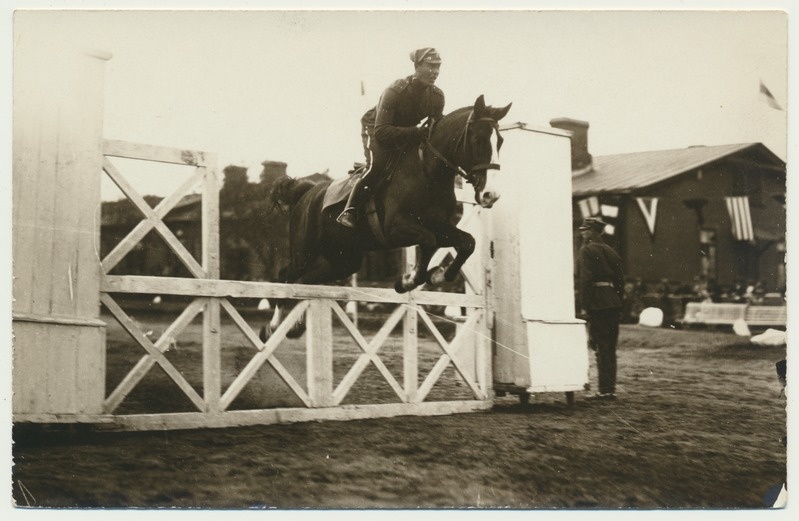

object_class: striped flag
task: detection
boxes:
[725,196,754,242]
[759,80,783,111]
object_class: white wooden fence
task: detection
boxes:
[96,140,494,430]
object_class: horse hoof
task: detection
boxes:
[259,325,269,343]
[286,323,306,339]
[427,266,447,286]
[394,280,409,294]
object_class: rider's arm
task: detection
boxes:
[373,87,426,148]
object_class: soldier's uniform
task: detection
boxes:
[576,217,624,399]
[338,48,445,228]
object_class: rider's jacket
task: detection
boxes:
[361,75,445,150]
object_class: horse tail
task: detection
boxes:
[272,176,317,206]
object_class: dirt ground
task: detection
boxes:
[10,314,787,510]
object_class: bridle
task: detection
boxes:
[423,112,502,185]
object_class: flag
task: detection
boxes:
[759,80,782,111]
[600,204,619,218]
[636,197,659,237]
[725,196,754,242]
[578,196,600,218]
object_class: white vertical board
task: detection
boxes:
[12,33,110,415]
[492,125,588,392]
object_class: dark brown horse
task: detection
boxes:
[262,95,511,338]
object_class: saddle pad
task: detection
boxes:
[322,174,361,211]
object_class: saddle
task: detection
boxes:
[321,163,390,246]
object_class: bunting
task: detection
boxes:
[577,196,619,235]
[578,196,600,218]
[725,196,754,242]
[636,197,659,237]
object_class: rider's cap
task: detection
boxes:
[410,47,442,66]
[579,217,608,233]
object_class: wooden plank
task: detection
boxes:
[201,164,220,278]
[330,303,405,404]
[102,157,160,221]
[203,297,222,412]
[103,139,213,167]
[45,323,78,414]
[100,293,207,412]
[306,299,333,407]
[152,166,206,218]
[11,105,42,313]
[12,312,106,327]
[404,299,419,403]
[18,400,493,431]
[104,298,205,413]
[30,129,58,318]
[101,217,157,273]
[75,326,106,414]
[152,220,206,278]
[50,122,82,318]
[102,157,206,277]
[474,312,491,397]
[101,275,485,308]
[416,309,483,401]
[11,323,40,414]
[219,299,311,409]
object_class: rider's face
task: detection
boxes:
[414,62,441,86]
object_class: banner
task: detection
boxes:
[578,196,600,219]
[636,197,659,237]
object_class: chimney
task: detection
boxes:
[259,160,288,184]
[222,165,248,188]
[549,118,593,174]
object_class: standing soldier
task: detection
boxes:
[337,47,445,228]
[576,217,625,400]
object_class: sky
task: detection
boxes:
[8,4,790,200]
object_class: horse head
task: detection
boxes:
[429,95,512,208]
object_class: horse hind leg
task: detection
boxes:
[265,255,362,340]
[259,300,285,342]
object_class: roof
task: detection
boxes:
[571,143,782,196]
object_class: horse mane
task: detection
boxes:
[272,176,318,206]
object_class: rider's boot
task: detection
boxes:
[337,178,369,228]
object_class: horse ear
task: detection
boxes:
[473,95,486,115]
[494,102,512,121]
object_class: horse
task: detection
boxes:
[261,95,511,339]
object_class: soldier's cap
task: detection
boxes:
[579,217,608,232]
[410,47,442,66]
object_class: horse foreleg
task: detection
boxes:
[437,226,476,283]
[386,222,438,293]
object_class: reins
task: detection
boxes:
[422,111,501,184]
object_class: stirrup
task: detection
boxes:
[337,208,357,228]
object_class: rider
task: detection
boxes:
[337,47,446,228]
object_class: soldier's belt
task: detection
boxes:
[593,282,614,287]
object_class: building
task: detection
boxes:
[556,118,786,298]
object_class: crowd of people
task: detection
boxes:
[619,276,785,325]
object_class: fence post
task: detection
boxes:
[307,299,334,407]
[403,247,419,403]
[202,160,221,412]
